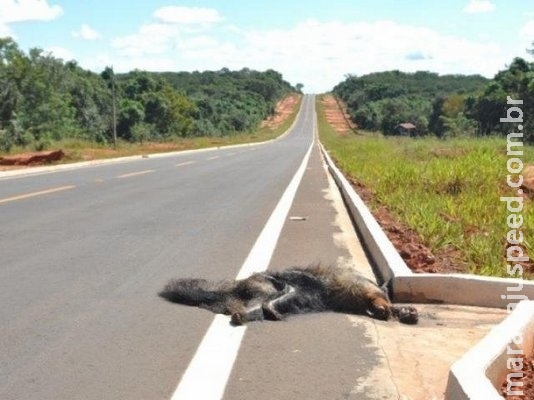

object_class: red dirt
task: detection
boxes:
[349,178,466,273]
[320,94,356,135]
[260,94,301,130]
[501,351,534,399]
[0,149,65,167]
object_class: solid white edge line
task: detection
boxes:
[170,99,315,400]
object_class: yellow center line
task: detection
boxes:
[116,169,155,179]
[175,161,196,167]
[0,185,76,204]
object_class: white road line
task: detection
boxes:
[0,185,76,204]
[170,139,315,400]
[206,156,220,161]
[116,169,155,179]
[175,161,196,167]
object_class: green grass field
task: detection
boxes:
[317,95,533,278]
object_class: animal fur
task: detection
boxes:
[159,265,418,325]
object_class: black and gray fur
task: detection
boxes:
[159,265,418,325]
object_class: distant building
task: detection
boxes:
[395,122,417,136]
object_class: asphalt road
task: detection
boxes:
[0,95,395,400]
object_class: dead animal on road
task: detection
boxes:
[159,265,418,325]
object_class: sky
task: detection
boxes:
[1,0,533,92]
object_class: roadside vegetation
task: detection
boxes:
[333,56,533,141]
[0,37,298,156]
[1,93,301,165]
[319,106,533,277]
[320,47,534,277]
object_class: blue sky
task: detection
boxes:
[1,0,533,92]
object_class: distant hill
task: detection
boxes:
[0,37,296,152]
[332,70,489,136]
[156,68,295,136]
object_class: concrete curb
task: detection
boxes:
[318,143,534,400]
[318,143,534,307]
[0,141,261,180]
[445,300,534,399]
[318,143,412,283]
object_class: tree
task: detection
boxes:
[117,99,144,141]
[0,38,26,140]
[333,69,488,137]
[0,38,297,150]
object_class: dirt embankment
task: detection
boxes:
[320,95,356,135]
[0,150,65,170]
[261,93,301,130]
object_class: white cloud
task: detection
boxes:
[72,24,101,40]
[176,35,219,51]
[0,0,63,23]
[513,19,534,58]
[226,19,503,92]
[153,6,223,25]
[0,22,12,37]
[103,14,507,93]
[520,20,534,39]
[81,50,178,74]
[112,6,223,57]
[45,46,74,61]
[463,0,496,14]
[112,23,180,57]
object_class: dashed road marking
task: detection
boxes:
[175,161,196,168]
[116,169,155,179]
[0,185,76,204]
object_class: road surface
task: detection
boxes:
[0,95,396,399]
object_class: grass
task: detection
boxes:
[317,95,533,278]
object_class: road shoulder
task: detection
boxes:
[223,142,401,400]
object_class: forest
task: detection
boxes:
[0,37,296,152]
[2,33,532,152]
[333,52,534,142]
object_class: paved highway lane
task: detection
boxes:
[0,96,314,399]
[0,95,395,399]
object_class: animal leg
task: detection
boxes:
[261,286,297,321]
[366,296,393,321]
[230,303,265,326]
[392,305,419,324]
[231,285,299,324]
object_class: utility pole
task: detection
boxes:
[111,65,117,149]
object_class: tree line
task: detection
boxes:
[0,37,296,152]
[333,49,534,142]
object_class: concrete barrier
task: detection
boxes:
[319,142,534,400]
[319,142,534,309]
[445,300,534,400]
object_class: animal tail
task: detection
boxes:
[158,278,229,308]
